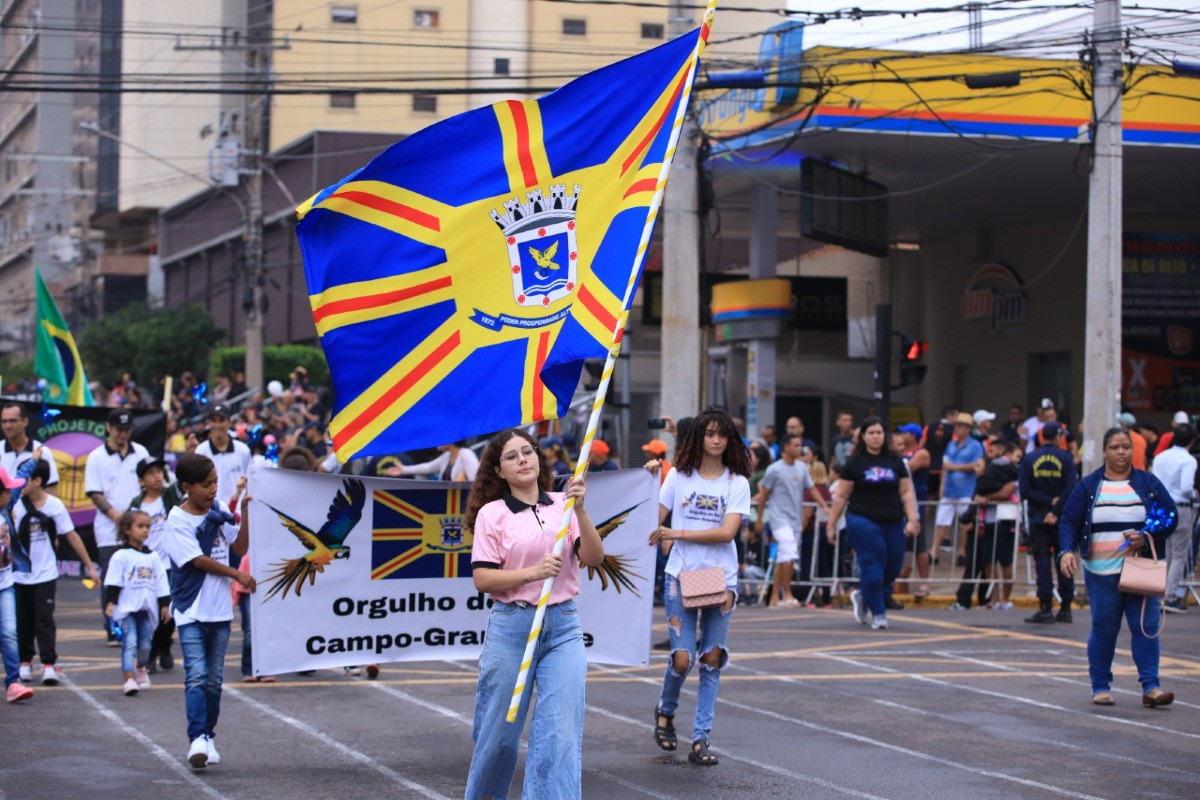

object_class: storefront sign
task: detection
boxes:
[960,262,1027,334]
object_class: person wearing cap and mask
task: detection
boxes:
[195,404,252,508]
[1018,421,1078,623]
[85,410,150,640]
[587,440,618,472]
[971,410,996,442]
[1022,399,1055,454]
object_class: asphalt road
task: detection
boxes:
[3,579,1199,800]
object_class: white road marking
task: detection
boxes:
[224,686,452,800]
[61,674,237,800]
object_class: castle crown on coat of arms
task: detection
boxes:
[490,184,581,235]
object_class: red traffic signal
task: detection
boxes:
[902,338,928,362]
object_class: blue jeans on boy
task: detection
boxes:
[1083,569,1163,694]
[658,576,733,745]
[465,600,584,800]
[845,513,906,618]
[1,585,19,688]
[238,593,252,677]
[119,610,155,673]
[179,620,232,742]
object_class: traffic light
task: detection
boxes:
[898,336,928,387]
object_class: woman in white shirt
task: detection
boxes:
[396,442,479,482]
[648,407,751,767]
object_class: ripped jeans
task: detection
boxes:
[658,576,733,744]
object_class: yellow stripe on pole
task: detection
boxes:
[503,0,719,724]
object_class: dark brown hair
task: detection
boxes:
[116,510,150,546]
[465,429,552,532]
[674,406,750,478]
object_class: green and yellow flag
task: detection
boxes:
[35,269,94,406]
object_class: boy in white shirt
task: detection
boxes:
[12,460,99,685]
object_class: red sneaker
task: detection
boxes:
[6,682,34,703]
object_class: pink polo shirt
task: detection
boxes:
[471,491,581,605]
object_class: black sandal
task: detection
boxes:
[688,739,718,766]
[653,707,677,751]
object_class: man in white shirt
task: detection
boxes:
[0,402,59,488]
[195,404,251,506]
[1151,423,1198,613]
[85,409,149,640]
[1021,398,1055,454]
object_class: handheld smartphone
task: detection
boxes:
[647,418,667,429]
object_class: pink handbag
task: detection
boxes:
[679,567,726,610]
[1118,535,1167,639]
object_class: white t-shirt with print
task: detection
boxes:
[104,546,170,625]
[660,467,751,591]
[138,495,171,568]
[11,494,75,585]
[162,502,239,626]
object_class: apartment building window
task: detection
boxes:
[641,23,664,40]
[562,18,586,36]
[331,6,358,24]
[494,57,510,76]
[413,10,439,28]
[330,91,356,108]
[413,94,438,113]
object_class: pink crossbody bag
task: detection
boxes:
[677,475,731,610]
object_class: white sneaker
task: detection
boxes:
[206,735,221,765]
[870,615,889,630]
[849,590,866,625]
[41,665,61,685]
[997,601,1014,611]
[344,665,362,676]
[135,667,151,689]
[187,737,209,769]
[123,678,140,696]
[18,662,32,681]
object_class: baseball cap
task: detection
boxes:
[0,466,26,490]
[954,412,975,427]
[136,457,167,479]
[1040,397,1055,409]
[641,439,668,457]
[590,440,610,458]
[1041,421,1062,441]
[1118,412,1137,426]
[205,403,231,420]
[972,409,996,425]
[107,409,133,428]
[898,423,924,438]
[1173,411,1189,425]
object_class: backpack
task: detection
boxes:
[17,495,58,555]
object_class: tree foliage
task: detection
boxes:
[210,343,330,388]
[78,303,226,386]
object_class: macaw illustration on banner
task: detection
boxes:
[248,468,657,676]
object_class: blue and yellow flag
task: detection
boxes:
[35,269,94,406]
[296,28,708,461]
[371,487,470,580]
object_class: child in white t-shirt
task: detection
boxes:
[105,510,170,696]
[162,453,254,770]
[12,460,99,686]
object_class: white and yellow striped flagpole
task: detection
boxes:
[504,0,719,723]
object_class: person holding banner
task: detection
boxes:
[464,429,602,800]
[648,407,752,767]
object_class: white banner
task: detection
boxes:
[248,468,657,675]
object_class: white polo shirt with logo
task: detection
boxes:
[84,441,150,548]
[0,438,59,487]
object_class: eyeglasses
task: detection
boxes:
[500,446,536,464]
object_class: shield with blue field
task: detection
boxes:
[497,185,580,308]
[371,486,472,580]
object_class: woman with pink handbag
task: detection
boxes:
[1059,427,1178,708]
[648,407,751,767]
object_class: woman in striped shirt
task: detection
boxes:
[1059,427,1177,708]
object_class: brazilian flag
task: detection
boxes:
[35,269,94,406]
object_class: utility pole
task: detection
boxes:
[660,0,702,449]
[1082,0,1123,471]
[242,12,270,396]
